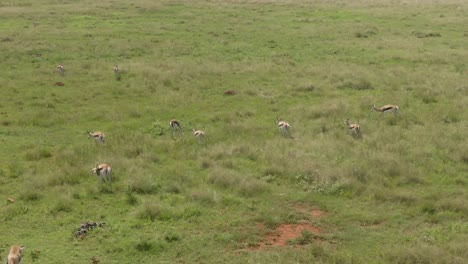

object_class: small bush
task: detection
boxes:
[126,175,160,194]
[50,200,72,214]
[295,84,316,92]
[238,178,268,197]
[136,202,180,222]
[24,148,52,161]
[126,189,139,205]
[413,32,441,38]
[3,206,29,220]
[288,230,319,245]
[164,232,180,243]
[355,29,377,38]
[188,189,218,205]
[20,191,42,202]
[136,202,163,221]
[134,240,153,252]
[337,79,373,90]
[207,168,241,189]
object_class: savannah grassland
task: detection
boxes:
[0,0,467,263]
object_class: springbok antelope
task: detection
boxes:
[169,119,183,137]
[87,131,105,143]
[92,163,112,183]
[344,118,360,136]
[276,117,291,136]
[372,104,399,116]
[56,64,64,75]
[192,129,205,140]
[7,245,25,264]
[113,65,119,74]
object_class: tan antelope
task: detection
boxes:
[372,104,399,116]
[56,64,64,75]
[192,129,205,141]
[7,245,25,264]
[276,117,291,136]
[87,131,105,143]
[169,119,183,137]
[344,118,360,136]
[113,65,119,74]
[92,163,112,183]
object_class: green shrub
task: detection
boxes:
[337,79,373,90]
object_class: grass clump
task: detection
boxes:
[24,148,52,161]
[126,175,160,194]
[337,79,374,90]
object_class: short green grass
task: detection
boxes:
[0,0,467,263]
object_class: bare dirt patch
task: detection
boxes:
[249,204,326,250]
[250,223,322,250]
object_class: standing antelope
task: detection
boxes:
[169,119,183,137]
[56,64,64,76]
[276,117,291,136]
[7,245,25,264]
[113,65,119,74]
[344,118,360,136]
[92,163,112,183]
[87,131,105,143]
[372,104,399,116]
[192,129,205,141]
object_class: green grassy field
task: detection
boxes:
[1,0,467,263]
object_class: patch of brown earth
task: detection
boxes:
[250,223,322,250]
[269,223,322,246]
[247,204,327,251]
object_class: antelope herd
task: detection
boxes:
[3,64,401,259]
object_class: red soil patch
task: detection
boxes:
[269,223,321,246]
[54,82,65,86]
[250,223,322,250]
[247,204,327,251]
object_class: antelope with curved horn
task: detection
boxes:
[87,131,105,143]
[91,163,112,183]
[276,117,291,136]
[344,118,360,136]
[372,104,399,116]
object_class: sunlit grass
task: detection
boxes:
[0,0,466,263]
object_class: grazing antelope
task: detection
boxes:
[276,117,291,136]
[7,245,25,264]
[192,128,205,141]
[56,64,64,75]
[344,118,360,136]
[91,163,112,183]
[169,119,183,137]
[87,131,105,143]
[372,104,399,116]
